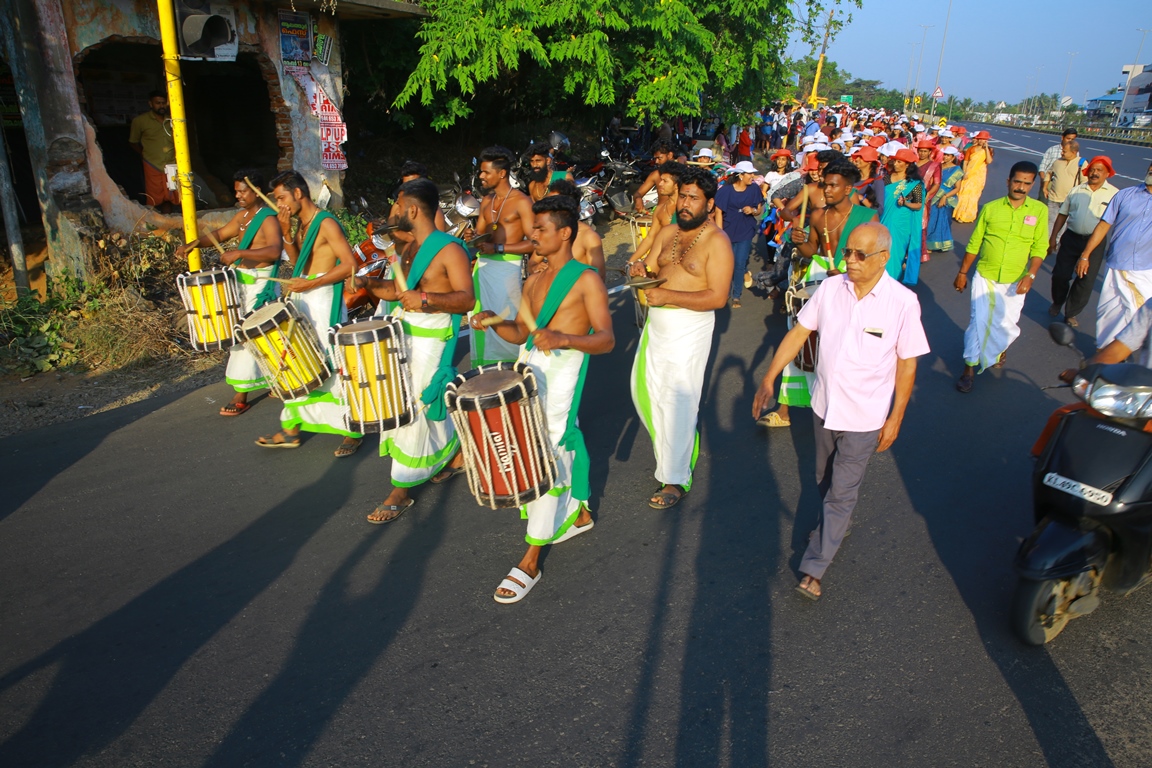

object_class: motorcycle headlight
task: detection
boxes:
[1087,381,1152,418]
[371,234,391,250]
[1071,375,1091,400]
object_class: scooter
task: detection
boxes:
[1012,321,1152,645]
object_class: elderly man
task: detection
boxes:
[1038,128,1078,200]
[713,160,765,308]
[954,162,1048,392]
[753,222,929,601]
[1079,161,1152,349]
[1048,156,1119,327]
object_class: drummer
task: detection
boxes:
[630,161,686,265]
[175,170,282,417]
[255,170,363,457]
[526,179,605,278]
[358,179,476,523]
[470,195,615,604]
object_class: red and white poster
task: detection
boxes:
[288,70,348,170]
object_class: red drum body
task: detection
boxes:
[446,362,557,509]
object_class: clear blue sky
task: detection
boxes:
[787,0,1150,105]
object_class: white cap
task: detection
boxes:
[940,129,953,138]
[732,160,757,174]
[696,147,714,159]
[808,143,831,152]
[942,146,961,156]
[841,132,854,141]
[861,128,874,136]
[879,141,902,157]
[831,139,846,148]
[801,135,817,145]
[914,123,926,132]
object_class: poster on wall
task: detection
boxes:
[313,33,334,67]
[288,70,349,170]
[279,10,312,73]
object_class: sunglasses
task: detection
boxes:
[842,248,888,262]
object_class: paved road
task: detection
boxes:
[2,135,1151,767]
[963,122,1150,186]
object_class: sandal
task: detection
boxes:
[430,464,465,484]
[220,401,251,417]
[648,485,686,510]
[255,431,300,449]
[494,566,541,604]
[795,575,821,601]
[757,411,791,428]
[367,497,415,525]
[992,352,1006,370]
[334,438,362,458]
[956,373,974,394]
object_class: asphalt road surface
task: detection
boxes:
[2,133,1151,767]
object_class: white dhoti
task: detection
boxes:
[630,305,714,490]
[225,264,278,392]
[1096,267,1152,348]
[962,272,1027,373]
[520,345,590,545]
[378,311,459,487]
[469,254,522,365]
[280,278,360,438]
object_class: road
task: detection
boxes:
[963,122,1150,186]
[2,134,1151,767]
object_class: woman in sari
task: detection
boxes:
[927,146,964,253]
[915,140,941,261]
[880,147,924,285]
[953,130,994,223]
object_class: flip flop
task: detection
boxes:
[220,402,251,417]
[956,374,974,394]
[430,465,465,484]
[255,431,300,449]
[494,566,541,604]
[552,518,594,545]
[334,438,362,458]
[648,486,686,510]
[795,576,821,602]
[367,497,415,525]
[757,411,791,428]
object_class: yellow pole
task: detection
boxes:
[156,0,201,271]
[807,10,834,107]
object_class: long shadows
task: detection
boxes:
[0,460,356,767]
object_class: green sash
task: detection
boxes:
[406,229,467,422]
[808,204,873,274]
[291,210,344,328]
[241,207,279,309]
[549,170,567,184]
[524,259,595,502]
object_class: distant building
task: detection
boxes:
[1116,63,1152,125]
[1086,93,1123,120]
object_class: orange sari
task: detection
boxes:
[953,145,989,223]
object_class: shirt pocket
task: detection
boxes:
[855,328,897,362]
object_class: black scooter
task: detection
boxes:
[1012,322,1152,644]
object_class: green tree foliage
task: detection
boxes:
[790,56,907,111]
[393,0,846,129]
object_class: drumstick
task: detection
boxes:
[392,256,409,293]
[798,186,809,230]
[201,226,227,253]
[244,176,279,211]
[478,309,511,327]
[518,296,551,356]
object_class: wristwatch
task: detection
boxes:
[420,291,429,309]
[496,244,505,254]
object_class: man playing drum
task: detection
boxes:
[521,179,605,279]
[469,146,535,366]
[628,167,734,510]
[630,161,686,265]
[176,170,283,416]
[359,179,475,523]
[471,196,615,604]
[255,170,362,457]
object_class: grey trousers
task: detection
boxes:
[799,417,880,580]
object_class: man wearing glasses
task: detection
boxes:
[752,222,930,601]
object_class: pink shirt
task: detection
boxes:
[797,273,930,432]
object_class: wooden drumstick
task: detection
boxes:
[478,309,510,327]
[518,296,550,356]
[244,176,279,211]
[798,186,809,230]
[392,256,410,293]
[201,225,227,253]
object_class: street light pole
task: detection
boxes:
[904,42,918,109]
[1059,51,1078,111]
[929,0,954,117]
[913,24,933,114]
[1115,28,1151,127]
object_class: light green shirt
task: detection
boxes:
[966,196,1049,284]
[128,111,175,169]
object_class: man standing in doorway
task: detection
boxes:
[954,162,1048,392]
[128,90,178,214]
[1048,156,1118,327]
[713,160,764,308]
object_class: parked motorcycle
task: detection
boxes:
[1012,321,1152,644]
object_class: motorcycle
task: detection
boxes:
[1012,321,1152,644]
[344,198,399,315]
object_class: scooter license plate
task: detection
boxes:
[599,170,605,178]
[1043,472,1113,506]
[595,201,605,210]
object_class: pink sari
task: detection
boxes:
[918,160,941,260]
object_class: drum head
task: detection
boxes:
[448,364,536,412]
[242,300,290,332]
[626,277,666,290]
[335,318,398,345]
[180,268,231,286]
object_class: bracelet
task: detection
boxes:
[282,236,293,244]
[1078,257,1090,262]
[420,291,429,309]
[1025,273,1036,280]
[958,271,968,276]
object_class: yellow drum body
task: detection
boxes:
[331,317,414,434]
[236,301,330,399]
[177,268,240,352]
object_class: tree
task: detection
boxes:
[393,0,848,129]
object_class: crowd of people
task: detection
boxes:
[173,102,1152,604]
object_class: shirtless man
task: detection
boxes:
[781,150,839,223]
[255,170,362,457]
[526,142,573,202]
[359,179,475,523]
[470,195,614,603]
[628,166,734,509]
[395,160,448,231]
[524,178,605,278]
[175,170,282,416]
[633,139,677,213]
[469,146,536,365]
[631,161,686,263]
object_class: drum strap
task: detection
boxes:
[291,210,345,327]
[525,260,594,352]
[238,207,275,250]
[406,229,467,288]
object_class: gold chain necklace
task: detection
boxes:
[490,189,511,233]
[670,220,710,265]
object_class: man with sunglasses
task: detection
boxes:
[753,222,930,601]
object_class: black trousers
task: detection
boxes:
[1051,230,1107,320]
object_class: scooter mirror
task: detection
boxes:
[454,171,460,184]
[601,149,610,158]
[472,157,478,166]
[1048,321,1076,348]
[358,196,370,210]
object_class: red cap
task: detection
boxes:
[973,130,991,140]
[801,153,821,172]
[893,147,919,164]
[855,146,879,163]
[770,148,794,160]
[866,136,886,148]
[1086,155,1116,177]
[915,140,936,150]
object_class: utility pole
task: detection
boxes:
[807,10,835,108]
[913,24,933,115]
[1115,28,1151,127]
[0,125,28,296]
[929,0,954,117]
[904,42,918,109]
[1059,51,1078,112]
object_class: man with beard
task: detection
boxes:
[358,179,475,523]
[628,167,734,509]
[394,160,448,231]
[633,139,677,213]
[254,170,362,457]
[631,161,686,264]
[526,143,573,202]
[471,195,614,603]
[176,171,283,416]
[128,91,178,213]
[469,146,535,365]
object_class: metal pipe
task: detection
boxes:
[913,25,933,114]
[0,125,28,296]
[929,0,954,117]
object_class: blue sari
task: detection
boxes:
[927,166,963,252]
[880,177,924,285]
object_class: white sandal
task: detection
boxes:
[493,567,541,604]
[553,519,594,545]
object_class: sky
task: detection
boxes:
[786,0,1150,106]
